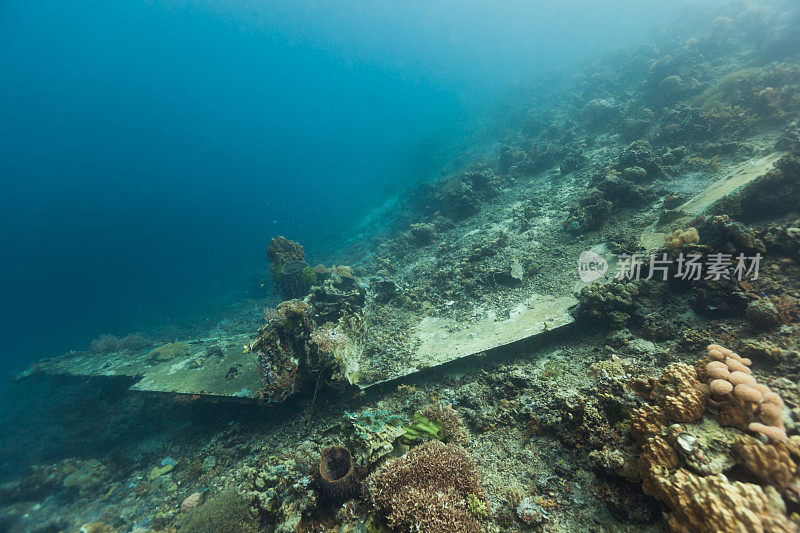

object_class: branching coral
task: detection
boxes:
[365,440,488,532]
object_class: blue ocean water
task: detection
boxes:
[0,0,699,378]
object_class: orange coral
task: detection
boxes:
[651,363,706,423]
[629,343,799,532]
[666,227,700,251]
[735,436,800,489]
[700,345,787,442]
[639,435,680,496]
[630,404,668,445]
[643,467,794,533]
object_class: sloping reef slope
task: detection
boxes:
[4,2,800,532]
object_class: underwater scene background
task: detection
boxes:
[0,0,690,376]
[2,0,800,532]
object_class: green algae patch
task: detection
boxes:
[301,265,317,285]
[148,341,189,361]
[692,68,763,109]
[401,413,444,443]
[467,492,490,520]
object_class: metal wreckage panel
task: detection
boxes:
[348,294,578,389]
[18,152,785,400]
[18,333,263,399]
[639,151,786,250]
[18,294,577,400]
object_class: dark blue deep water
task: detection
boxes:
[0,0,698,378]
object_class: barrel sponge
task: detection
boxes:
[318,446,358,502]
